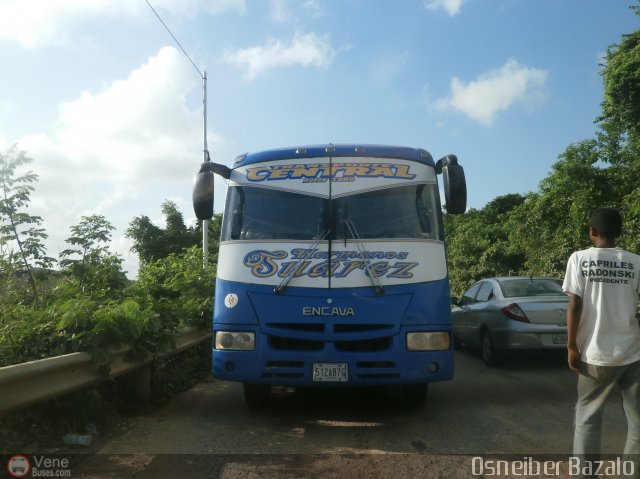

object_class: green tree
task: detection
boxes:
[596,3,640,252]
[445,194,526,296]
[127,200,221,264]
[507,140,615,278]
[162,201,194,253]
[0,146,54,307]
[125,214,163,265]
[599,3,640,143]
[59,215,127,297]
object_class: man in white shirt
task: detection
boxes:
[563,208,640,464]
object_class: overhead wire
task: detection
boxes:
[144,0,203,79]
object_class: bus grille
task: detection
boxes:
[335,337,391,352]
[269,336,323,351]
[266,324,394,352]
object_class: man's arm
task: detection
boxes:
[567,292,583,373]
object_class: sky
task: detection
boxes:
[0,0,638,277]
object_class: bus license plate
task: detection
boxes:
[553,334,568,345]
[313,363,348,382]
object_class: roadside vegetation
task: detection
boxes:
[0,148,221,446]
[0,169,220,367]
[446,3,640,296]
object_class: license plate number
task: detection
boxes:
[553,333,568,345]
[313,363,348,382]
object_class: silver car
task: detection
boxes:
[451,277,568,365]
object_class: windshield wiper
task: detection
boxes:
[274,230,330,295]
[344,219,384,295]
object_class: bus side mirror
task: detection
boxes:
[192,162,231,221]
[436,155,467,215]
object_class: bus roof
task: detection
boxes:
[232,144,435,168]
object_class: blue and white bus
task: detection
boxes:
[193,144,467,407]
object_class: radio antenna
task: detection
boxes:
[145,0,211,267]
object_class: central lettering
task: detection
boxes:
[245,162,417,182]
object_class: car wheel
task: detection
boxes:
[481,330,501,366]
[243,383,271,409]
[401,384,429,408]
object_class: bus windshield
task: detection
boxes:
[333,184,442,240]
[222,187,326,240]
[221,184,443,242]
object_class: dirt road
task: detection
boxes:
[66,349,629,477]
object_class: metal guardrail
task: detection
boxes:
[0,327,212,416]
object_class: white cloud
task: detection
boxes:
[423,0,464,16]
[15,46,226,276]
[0,0,245,48]
[223,31,335,81]
[51,46,204,182]
[434,59,549,125]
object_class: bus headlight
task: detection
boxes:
[215,331,255,351]
[406,332,450,351]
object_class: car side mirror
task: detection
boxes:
[450,296,459,306]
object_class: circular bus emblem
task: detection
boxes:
[224,293,239,309]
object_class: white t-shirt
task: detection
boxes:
[563,247,640,366]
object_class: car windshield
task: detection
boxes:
[221,184,443,241]
[499,279,565,298]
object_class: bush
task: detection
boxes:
[129,245,216,331]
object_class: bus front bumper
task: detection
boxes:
[212,325,454,386]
